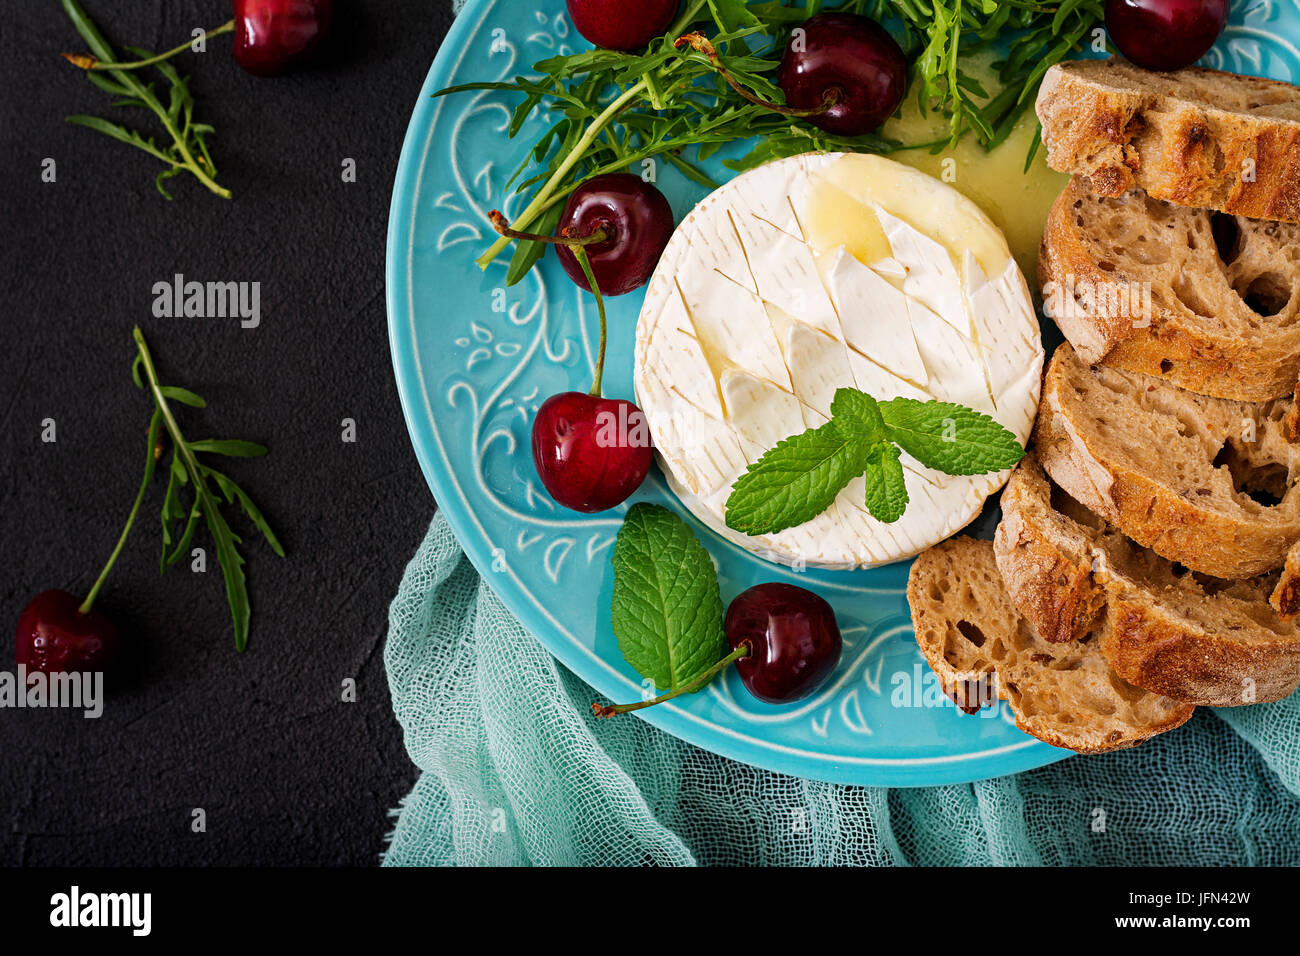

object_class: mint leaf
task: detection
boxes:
[725,421,871,535]
[862,443,908,523]
[611,504,726,693]
[878,398,1025,475]
[830,387,884,442]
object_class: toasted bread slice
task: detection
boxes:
[1040,177,1300,402]
[908,536,1194,753]
[1036,58,1300,223]
[1034,343,1300,578]
[996,454,1300,705]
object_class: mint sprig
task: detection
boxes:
[725,389,1025,534]
[607,504,729,698]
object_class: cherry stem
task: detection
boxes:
[569,246,608,398]
[488,211,608,248]
[592,643,751,718]
[63,19,235,71]
[488,212,609,397]
[673,32,841,118]
[79,408,163,615]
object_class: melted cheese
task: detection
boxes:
[878,50,1070,280]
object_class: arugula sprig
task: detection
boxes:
[725,388,1025,535]
[440,2,893,281]
[61,0,228,199]
[132,327,284,651]
[438,0,1103,283]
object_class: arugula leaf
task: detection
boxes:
[611,503,726,693]
[726,420,872,535]
[159,451,187,572]
[207,468,286,558]
[159,385,206,407]
[163,499,202,569]
[862,442,908,524]
[878,397,1025,475]
[505,203,563,287]
[187,439,268,458]
[62,0,117,61]
[708,0,762,32]
[200,490,252,651]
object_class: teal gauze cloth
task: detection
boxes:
[382,511,1300,866]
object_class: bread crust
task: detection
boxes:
[995,456,1108,644]
[994,485,1104,644]
[997,455,1300,705]
[1039,177,1300,402]
[1034,343,1300,578]
[1037,59,1300,224]
[1102,602,1300,705]
[1271,540,1300,620]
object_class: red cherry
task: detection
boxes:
[554,174,674,297]
[725,583,841,703]
[16,589,119,674]
[777,13,908,136]
[1105,0,1227,72]
[232,0,332,76]
[566,0,680,52]
[532,392,654,513]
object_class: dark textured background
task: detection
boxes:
[0,0,456,865]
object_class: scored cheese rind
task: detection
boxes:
[824,247,929,387]
[634,152,1043,570]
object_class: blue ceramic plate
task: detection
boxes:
[387,0,1300,786]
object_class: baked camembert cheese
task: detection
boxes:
[633,152,1043,569]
